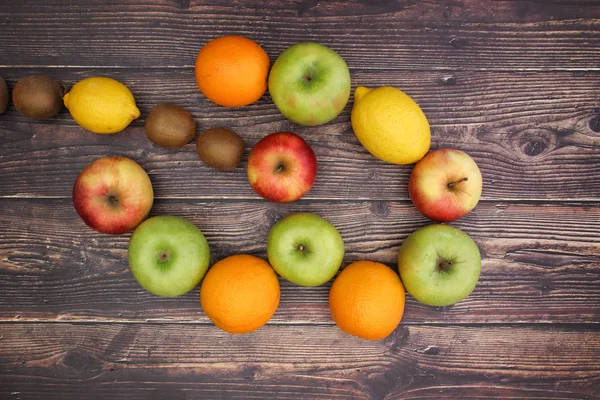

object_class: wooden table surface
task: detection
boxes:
[1,1,599,399]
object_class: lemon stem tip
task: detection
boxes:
[354,86,371,102]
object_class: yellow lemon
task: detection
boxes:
[351,86,430,164]
[64,77,140,134]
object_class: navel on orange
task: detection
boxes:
[200,254,280,334]
[329,261,405,340]
[195,35,270,107]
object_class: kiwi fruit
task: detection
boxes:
[196,127,245,171]
[145,103,196,148]
[0,77,8,115]
[12,75,63,119]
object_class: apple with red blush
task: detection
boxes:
[409,149,482,222]
[73,156,154,234]
[247,132,317,202]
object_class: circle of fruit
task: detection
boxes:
[43,36,484,340]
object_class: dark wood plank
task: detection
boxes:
[0,69,598,201]
[1,68,598,130]
[1,323,598,399]
[1,199,598,324]
[3,0,600,21]
[0,1,598,70]
[3,0,600,23]
[0,2,598,400]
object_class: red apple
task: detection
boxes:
[247,132,317,202]
[73,156,154,234]
[409,149,482,222]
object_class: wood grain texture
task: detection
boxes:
[0,1,599,70]
[1,199,598,324]
[0,69,598,201]
[1,323,599,400]
[1,68,598,129]
[3,0,600,23]
[1,1,599,398]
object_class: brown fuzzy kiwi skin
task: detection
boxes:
[196,127,246,171]
[145,103,196,148]
[0,77,8,115]
[12,75,63,119]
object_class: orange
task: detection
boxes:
[195,35,270,107]
[200,254,280,334]
[329,261,405,340]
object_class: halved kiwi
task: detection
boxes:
[145,103,196,148]
[12,75,64,119]
[196,127,245,171]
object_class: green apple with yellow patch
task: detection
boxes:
[268,42,351,126]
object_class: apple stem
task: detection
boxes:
[447,177,468,188]
[275,164,285,174]
[438,260,453,273]
[296,244,309,255]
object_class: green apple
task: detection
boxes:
[128,216,210,297]
[267,212,344,286]
[268,42,351,126]
[397,224,481,306]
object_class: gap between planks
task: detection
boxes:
[0,196,599,203]
[0,318,597,328]
[1,65,599,73]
